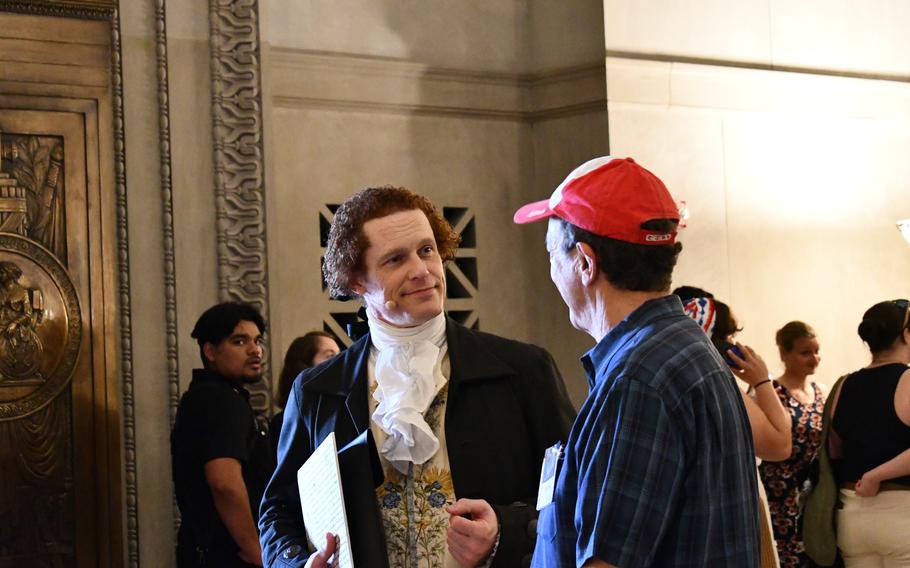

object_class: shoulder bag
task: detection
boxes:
[802,373,848,567]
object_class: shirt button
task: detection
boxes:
[282,544,302,559]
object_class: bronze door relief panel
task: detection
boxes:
[0,239,81,564]
[0,112,98,567]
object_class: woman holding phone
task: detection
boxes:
[677,288,792,568]
[675,288,793,461]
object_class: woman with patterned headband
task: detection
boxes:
[675,286,792,568]
[674,287,793,463]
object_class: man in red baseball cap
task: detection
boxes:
[515,157,760,568]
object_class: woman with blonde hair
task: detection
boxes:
[759,320,826,568]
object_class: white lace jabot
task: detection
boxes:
[368,312,448,474]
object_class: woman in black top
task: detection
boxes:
[828,299,910,567]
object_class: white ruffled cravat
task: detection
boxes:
[368,312,448,474]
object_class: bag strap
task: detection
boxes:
[819,374,849,460]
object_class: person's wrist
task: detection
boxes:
[479,525,501,567]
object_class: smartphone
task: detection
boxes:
[717,341,745,369]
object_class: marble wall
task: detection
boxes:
[260,0,607,407]
[604,0,910,383]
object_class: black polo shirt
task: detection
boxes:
[171,368,275,567]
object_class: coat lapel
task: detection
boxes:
[300,333,372,439]
[446,318,515,389]
[343,342,371,436]
[443,319,520,500]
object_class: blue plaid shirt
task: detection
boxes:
[533,295,759,567]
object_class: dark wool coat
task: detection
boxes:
[259,318,575,567]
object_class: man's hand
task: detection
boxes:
[205,458,263,566]
[855,472,881,497]
[238,547,264,566]
[304,532,338,568]
[445,498,499,567]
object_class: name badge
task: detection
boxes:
[536,442,563,511]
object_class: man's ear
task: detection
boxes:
[575,242,599,286]
[202,342,217,366]
[349,274,365,296]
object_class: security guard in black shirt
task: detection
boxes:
[172,302,275,567]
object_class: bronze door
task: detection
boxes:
[0,105,120,567]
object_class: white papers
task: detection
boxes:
[297,432,354,568]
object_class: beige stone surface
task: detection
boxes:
[723,112,910,375]
[263,0,530,73]
[606,58,670,106]
[530,0,605,71]
[606,53,910,384]
[119,3,173,565]
[770,0,910,77]
[265,102,607,406]
[269,49,528,117]
[605,0,910,77]
[608,56,910,123]
[262,1,608,407]
[604,0,772,63]
[166,0,210,40]
[607,104,731,299]
[267,105,534,355]
[527,112,611,405]
[167,34,219,392]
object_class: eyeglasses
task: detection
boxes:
[894,299,910,330]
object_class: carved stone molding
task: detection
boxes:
[109,9,140,567]
[270,48,608,121]
[153,0,179,428]
[152,0,181,540]
[208,0,272,412]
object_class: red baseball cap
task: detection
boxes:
[513,156,680,245]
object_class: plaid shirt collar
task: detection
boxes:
[581,294,685,390]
